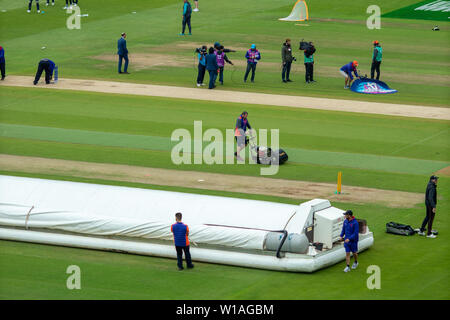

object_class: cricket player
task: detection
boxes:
[117,32,129,74]
[340,210,359,272]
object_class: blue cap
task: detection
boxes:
[251,44,256,49]
[214,42,220,47]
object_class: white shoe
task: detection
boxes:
[427,234,437,238]
[201,83,205,86]
[46,3,49,6]
[52,2,55,6]
[193,8,199,12]
[418,231,425,236]
[27,10,31,13]
[351,262,358,269]
[63,6,68,9]
[37,10,41,13]
[74,3,77,6]
[344,266,350,273]
[344,86,349,89]
[196,83,201,87]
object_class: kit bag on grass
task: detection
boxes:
[386,222,415,236]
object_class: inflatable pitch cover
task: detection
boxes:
[279,0,309,21]
[351,77,398,94]
[0,175,373,272]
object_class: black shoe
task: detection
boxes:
[187,264,194,269]
[118,71,123,74]
[220,81,223,85]
[178,267,184,271]
[282,80,287,83]
[251,80,254,83]
[287,79,293,82]
[1,77,4,81]
[33,81,37,85]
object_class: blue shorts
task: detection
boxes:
[344,241,358,253]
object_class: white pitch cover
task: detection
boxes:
[0,175,373,272]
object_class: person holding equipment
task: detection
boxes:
[340,60,360,89]
[196,45,207,87]
[244,44,261,83]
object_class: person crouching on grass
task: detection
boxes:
[340,210,359,272]
[340,60,360,89]
[171,212,194,271]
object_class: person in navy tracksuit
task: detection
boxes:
[117,32,129,74]
[0,46,5,80]
[171,212,194,270]
[33,58,56,85]
[234,111,251,161]
[340,210,359,272]
[205,47,218,89]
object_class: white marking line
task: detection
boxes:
[390,129,449,155]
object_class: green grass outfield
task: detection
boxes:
[0,0,449,106]
[0,0,449,300]
[0,85,449,299]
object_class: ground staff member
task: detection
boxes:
[171,212,194,270]
[234,111,251,161]
[0,46,5,80]
[281,38,294,83]
[304,42,315,83]
[371,40,382,80]
[244,44,261,83]
[418,175,438,238]
[215,45,233,85]
[205,47,218,89]
[180,0,192,36]
[340,61,359,89]
[340,210,359,273]
[117,32,129,74]
[33,58,56,85]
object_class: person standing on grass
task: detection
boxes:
[340,210,359,273]
[418,175,438,238]
[215,45,233,85]
[304,41,316,83]
[27,0,40,13]
[46,0,55,6]
[180,0,192,36]
[205,47,218,89]
[171,212,194,271]
[117,32,129,74]
[281,38,294,83]
[371,40,382,80]
[244,44,261,83]
[340,60,360,89]
[196,46,207,87]
[193,0,199,12]
[0,46,5,81]
[234,111,251,161]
